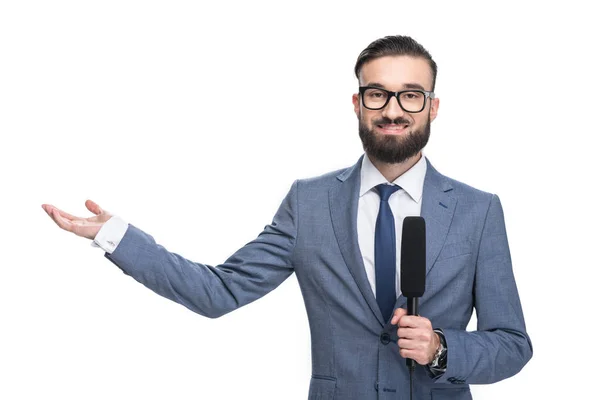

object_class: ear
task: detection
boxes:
[429,97,440,122]
[352,93,360,118]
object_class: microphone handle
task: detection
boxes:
[406,297,419,368]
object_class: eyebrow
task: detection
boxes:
[365,82,427,91]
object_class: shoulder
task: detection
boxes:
[299,168,346,186]
[448,175,493,199]
[294,156,363,189]
[425,158,497,207]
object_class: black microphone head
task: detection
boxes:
[400,216,426,298]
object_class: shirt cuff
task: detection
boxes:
[91,215,129,254]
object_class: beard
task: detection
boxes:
[358,114,431,164]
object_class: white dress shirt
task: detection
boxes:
[92,152,428,300]
[357,153,426,298]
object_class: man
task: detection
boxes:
[43,35,532,399]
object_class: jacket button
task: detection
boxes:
[380,332,391,345]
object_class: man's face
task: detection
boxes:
[352,55,439,164]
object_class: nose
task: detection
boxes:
[381,94,406,120]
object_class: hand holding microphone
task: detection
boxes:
[391,308,440,366]
[391,216,440,366]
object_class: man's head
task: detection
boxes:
[352,36,439,164]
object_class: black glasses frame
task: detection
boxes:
[358,86,435,113]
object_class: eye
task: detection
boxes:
[366,89,386,98]
[400,91,424,101]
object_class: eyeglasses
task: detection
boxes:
[359,86,435,113]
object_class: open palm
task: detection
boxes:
[42,200,113,240]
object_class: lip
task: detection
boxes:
[376,124,409,135]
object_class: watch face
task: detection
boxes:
[431,344,444,367]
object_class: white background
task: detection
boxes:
[1,1,598,399]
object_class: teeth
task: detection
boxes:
[380,125,407,129]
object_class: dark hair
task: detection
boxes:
[354,35,437,91]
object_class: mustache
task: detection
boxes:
[373,117,411,126]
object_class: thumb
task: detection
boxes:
[85,199,103,215]
[390,307,407,325]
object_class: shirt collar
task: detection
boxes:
[359,152,427,203]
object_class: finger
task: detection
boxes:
[397,327,419,339]
[399,348,418,360]
[390,307,407,325]
[51,208,75,232]
[53,209,88,237]
[399,349,427,365]
[45,204,80,222]
[85,200,103,215]
[398,315,431,329]
[397,327,435,345]
[397,326,429,340]
[397,338,419,350]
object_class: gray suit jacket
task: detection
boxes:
[104,155,532,400]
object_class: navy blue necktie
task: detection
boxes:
[375,183,401,323]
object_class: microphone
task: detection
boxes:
[400,216,426,371]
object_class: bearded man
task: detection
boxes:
[43,35,532,400]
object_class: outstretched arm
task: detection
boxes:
[103,180,299,319]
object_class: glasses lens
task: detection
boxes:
[399,91,425,112]
[363,88,388,109]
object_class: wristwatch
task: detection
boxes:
[429,328,447,368]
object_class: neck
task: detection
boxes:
[368,152,422,182]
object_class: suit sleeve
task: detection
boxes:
[103,180,299,319]
[435,194,533,384]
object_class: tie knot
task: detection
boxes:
[375,183,401,201]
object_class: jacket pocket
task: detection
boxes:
[308,375,336,400]
[431,387,472,399]
[436,240,472,261]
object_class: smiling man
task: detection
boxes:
[43,35,532,400]
[354,46,438,180]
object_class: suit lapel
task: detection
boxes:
[330,154,387,326]
[330,154,458,327]
[393,157,457,311]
